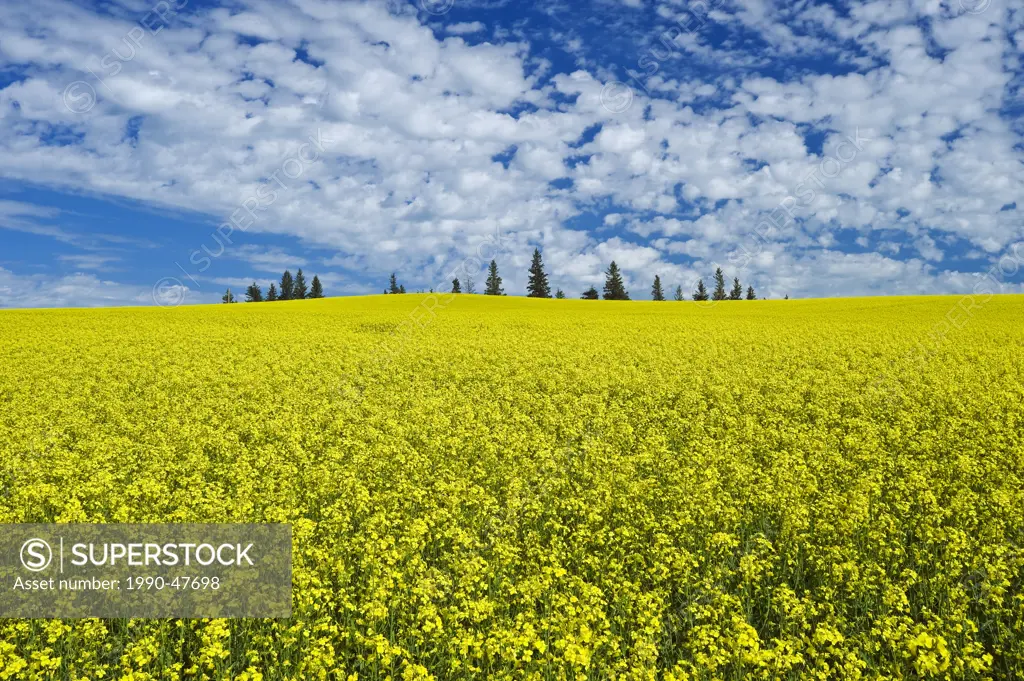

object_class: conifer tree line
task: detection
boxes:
[227,269,325,303]
[689,267,757,301]
[386,251,767,301]
[384,273,408,295]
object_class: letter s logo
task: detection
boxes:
[20,538,52,572]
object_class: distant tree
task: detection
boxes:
[692,279,709,301]
[464,275,477,294]
[451,278,462,293]
[222,288,236,304]
[293,269,308,299]
[485,260,504,295]
[651,274,665,301]
[388,273,400,295]
[729,277,743,301]
[526,248,552,298]
[746,285,756,300]
[266,283,279,301]
[712,268,727,301]
[399,284,406,294]
[310,276,324,298]
[244,282,263,302]
[280,271,294,300]
[581,286,599,299]
[603,261,629,300]
[555,289,566,299]
[785,294,789,300]
[673,285,684,301]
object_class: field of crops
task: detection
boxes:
[1,293,1023,680]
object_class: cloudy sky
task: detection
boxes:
[0,0,1022,307]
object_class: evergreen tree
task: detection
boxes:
[388,273,400,295]
[603,261,629,300]
[280,270,294,300]
[399,284,406,294]
[785,294,789,300]
[692,279,709,301]
[673,285,684,301]
[651,274,665,301]
[555,289,565,299]
[712,267,727,301]
[266,283,279,301]
[729,277,743,300]
[485,260,504,295]
[746,285,756,300]
[581,286,599,299]
[310,276,324,298]
[451,278,462,293]
[222,288,235,304]
[293,269,308,299]
[244,282,263,302]
[464,275,476,294]
[526,248,552,298]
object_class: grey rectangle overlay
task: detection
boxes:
[0,524,291,618]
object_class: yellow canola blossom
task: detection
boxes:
[1,293,1023,679]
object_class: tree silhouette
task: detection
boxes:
[293,269,308,299]
[603,262,629,300]
[712,268,727,301]
[280,271,294,300]
[485,260,504,295]
[729,277,743,301]
[651,275,665,301]
[526,248,552,298]
[692,279,709,301]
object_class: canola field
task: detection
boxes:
[1,293,1023,681]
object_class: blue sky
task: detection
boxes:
[0,0,1022,307]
